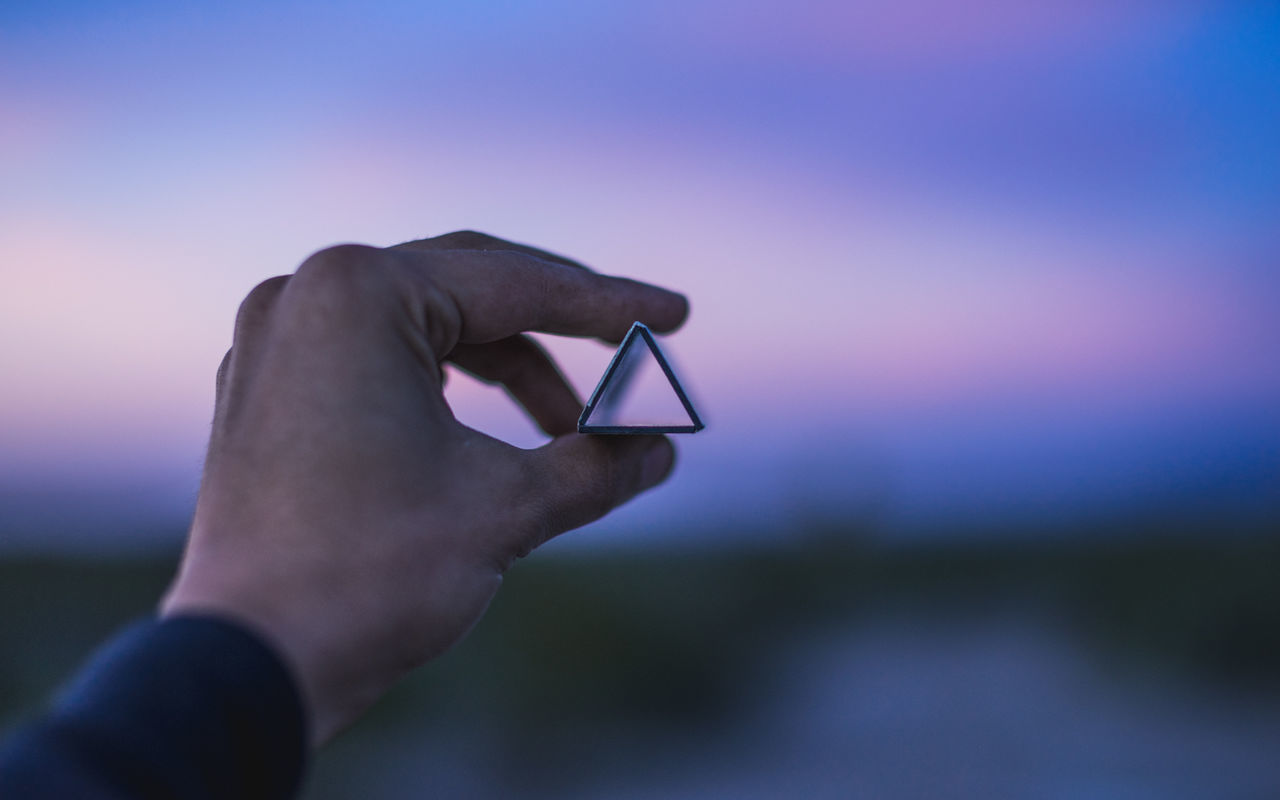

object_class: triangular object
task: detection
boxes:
[578,322,704,434]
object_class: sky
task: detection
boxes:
[1,1,1278,551]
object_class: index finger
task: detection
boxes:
[391,230,592,271]
[394,248,689,351]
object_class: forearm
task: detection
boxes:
[0,615,307,800]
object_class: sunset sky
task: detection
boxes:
[2,1,1277,550]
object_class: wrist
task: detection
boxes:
[160,567,345,745]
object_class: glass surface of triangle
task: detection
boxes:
[578,323,703,434]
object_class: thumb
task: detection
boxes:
[520,434,676,548]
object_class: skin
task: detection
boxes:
[160,231,689,744]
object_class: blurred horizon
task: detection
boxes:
[2,1,1278,551]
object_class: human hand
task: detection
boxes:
[160,231,688,743]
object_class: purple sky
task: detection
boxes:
[2,1,1278,550]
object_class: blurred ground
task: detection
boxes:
[2,522,1278,798]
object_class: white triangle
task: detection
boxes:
[578,322,704,434]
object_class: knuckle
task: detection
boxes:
[215,348,232,381]
[214,348,233,395]
[437,230,496,249]
[288,244,394,318]
[236,275,289,317]
[414,272,463,354]
[233,275,289,342]
[294,243,382,287]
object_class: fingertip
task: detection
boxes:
[603,275,688,338]
[645,289,690,334]
[639,436,676,490]
[675,290,690,320]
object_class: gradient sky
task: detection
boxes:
[2,1,1278,550]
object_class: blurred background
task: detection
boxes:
[2,1,1278,797]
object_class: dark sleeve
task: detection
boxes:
[0,615,308,800]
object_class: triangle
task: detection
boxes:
[578,322,704,434]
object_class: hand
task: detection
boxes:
[160,231,688,744]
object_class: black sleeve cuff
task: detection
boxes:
[0,615,308,800]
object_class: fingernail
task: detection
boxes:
[640,438,676,488]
